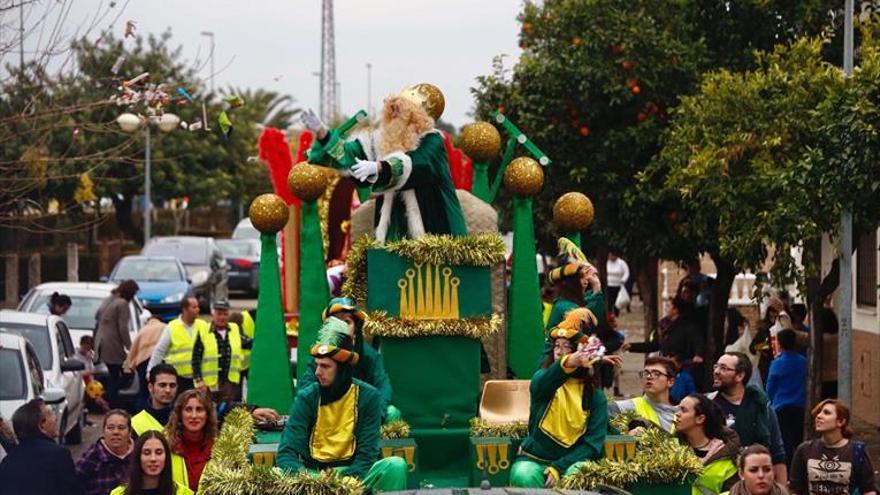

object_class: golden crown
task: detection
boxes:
[398,262,459,319]
[398,83,445,121]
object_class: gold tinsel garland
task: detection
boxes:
[198,407,364,495]
[561,428,703,490]
[341,233,507,304]
[469,417,529,439]
[363,311,502,339]
[380,420,411,440]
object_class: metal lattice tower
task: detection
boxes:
[319,0,337,123]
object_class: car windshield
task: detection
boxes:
[114,259,183,282]
[144,241,208,265]
[28,293,106,330]
[218,241,256,257]
[0,348,26,400]
[0,323,51,370]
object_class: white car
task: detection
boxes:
[0,311,85,444]
[18,282,151,348]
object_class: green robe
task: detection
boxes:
[276,378,381,479]
[308,130,467,241]
[299,344,393,413]
[518,359,608,474]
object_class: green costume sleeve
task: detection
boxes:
[342,383,382,479]
[583,290,606,329]
[550,389,608,474]
[276,387,318,473]
[530,359,576,403]
[363,345,393,407]
[307,134,367,170]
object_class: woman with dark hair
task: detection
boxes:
[48,292,73,316]
[75,409,134,495]
[674,393,740,495]
[510,324,614,488]
[729,444,789,495]
[165,390,216,492]
[110,430,192,495]
[96,279,140,407]
[790,399,876,495]
[545,262,604,330]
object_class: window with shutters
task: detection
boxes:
[856,228,878,308]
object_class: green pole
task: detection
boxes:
[297,201,330,381]
[471,162,491,202]
[246,233,294,412]
[507,196,544,378]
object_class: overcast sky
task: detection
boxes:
[11,0,524,127]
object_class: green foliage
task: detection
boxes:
[472,0,706,257]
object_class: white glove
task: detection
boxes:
[301,109,325,133]
[351,159,379,183]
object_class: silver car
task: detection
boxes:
[0,311,85,444]
[142,236,229,311]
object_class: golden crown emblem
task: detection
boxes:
[398,262,460,319]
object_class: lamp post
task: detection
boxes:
[201,31,215,94]
[117,112,181,243]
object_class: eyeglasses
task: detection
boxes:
[639,369,670,379]
[713,364,736,373]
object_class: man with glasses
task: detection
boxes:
[707,352,788,484]
[609,356,678,433]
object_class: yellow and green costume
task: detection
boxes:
[276,317,407,492]
[510,350,608,488]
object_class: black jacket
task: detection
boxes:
[0,436,83,495]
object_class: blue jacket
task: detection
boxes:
[766,350,807,410]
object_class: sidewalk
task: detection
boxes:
[614,298,880,465]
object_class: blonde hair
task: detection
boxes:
[378,95,434,156]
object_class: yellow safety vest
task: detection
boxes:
[166,319,209,378]
[632,396,675,433]
[110,481,193,495]
[197,322,243,388]
[693,458,737,495]
[129,410,190,489]
[240,310,255,370]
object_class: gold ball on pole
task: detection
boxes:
[553,192,594,231]
[503,157,544,197]
[459,122,502,162]
[288,162,328,202]
[248,193,289,234]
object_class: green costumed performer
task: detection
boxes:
[510,324,610,489]
[546,238,606,331]
[301,83,467,242]
[276,317,408,492]
[245,194,294,413]
[298,297,401,422]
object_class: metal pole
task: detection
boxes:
[366,63,372,116]
[201,31,215,93]
[19,1,25,70]
[838,0,854,406]
[144,126,152,243]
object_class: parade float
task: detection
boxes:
[198,84,703,494]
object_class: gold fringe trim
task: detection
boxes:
[363,311,502,339]
[342,233,506,304]
[199,407,364,495]
[469,417,528,439]
[380,420,411,440]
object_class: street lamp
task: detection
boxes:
[116,112,180,243]
[201,31,215,94]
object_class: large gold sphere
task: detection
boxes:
[459,122,502,162]
[288,162,328,202]
[503,157,544,197]
[553,192,594,231]
[399,83,445,121]
[249,193,289,234]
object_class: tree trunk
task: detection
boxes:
[112,194,141,243]
[707,251,737,385]
[634,255,660,333]
[804,238,824,440]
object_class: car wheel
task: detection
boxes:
[65,415,83,445]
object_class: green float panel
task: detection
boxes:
[379,438,419,489]
[469,437,513,487]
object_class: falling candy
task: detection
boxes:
[72,127,81,139]
[177,87,195,103]
[224,94,245,109]
[188,121,203,132]
[217,110,232,137]
[124,20,137,38]
[123,72,149,88]
[110,55,125,75]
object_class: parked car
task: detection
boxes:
[18,282,150,348]
[0,311,85,444]
[142,236,228,311]
[217,239,260,295]
[108,255,191,321]
[232,218,260,239]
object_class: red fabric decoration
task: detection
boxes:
[258,127,297,206]
[295,130,314,163]
[442,131,473,191]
